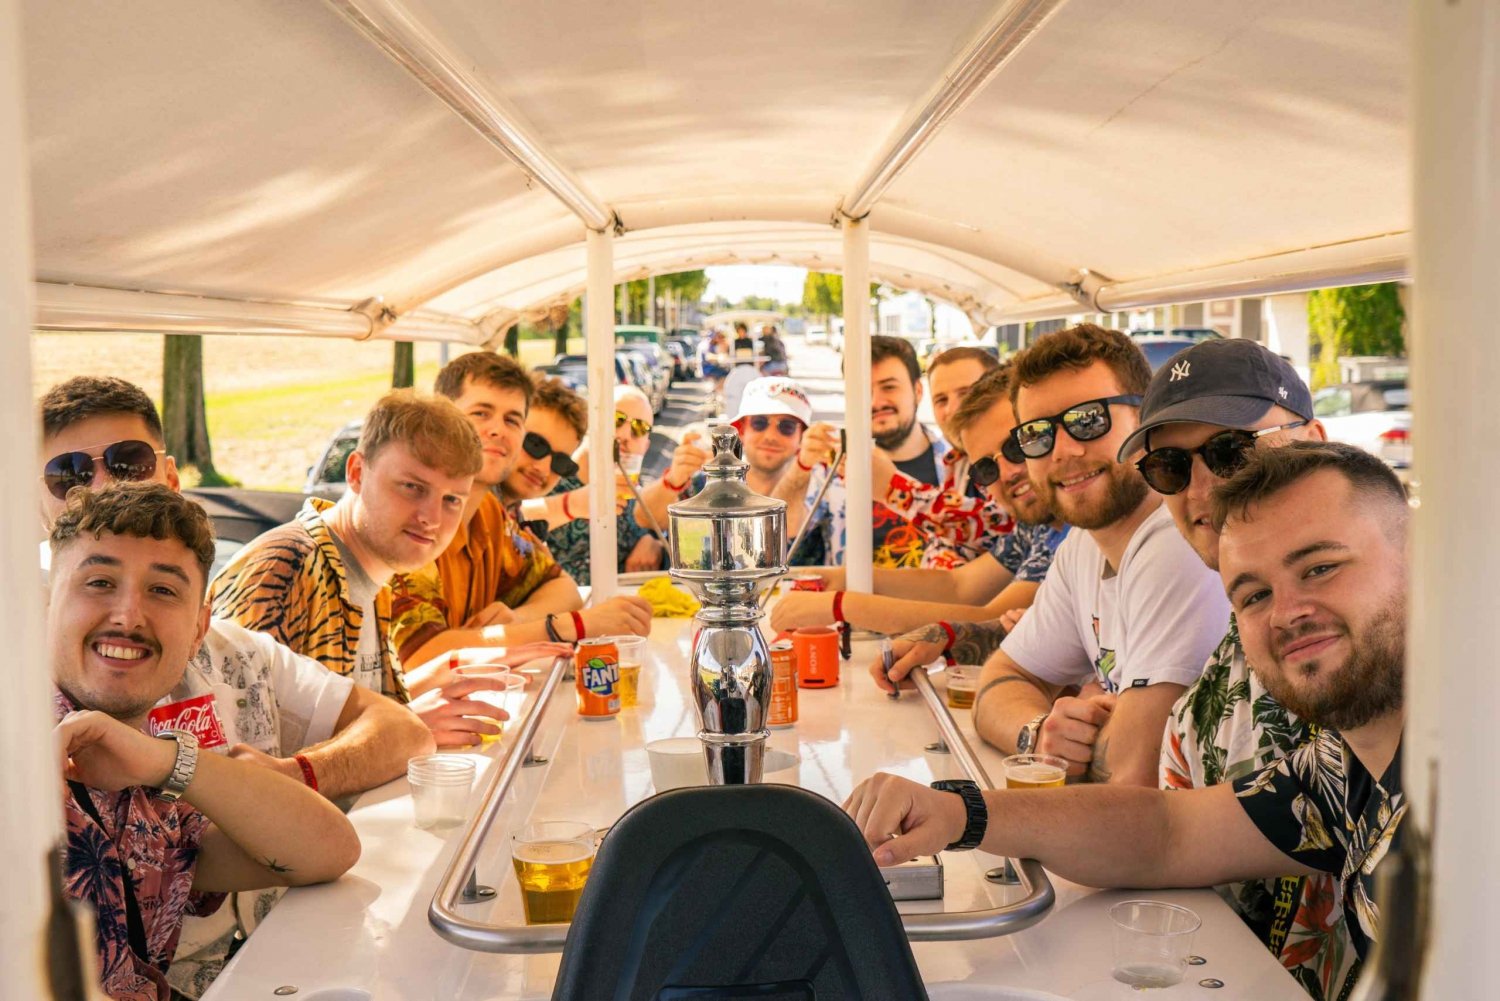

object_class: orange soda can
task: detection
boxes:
[574,638,621,719]
[768,641,799,728]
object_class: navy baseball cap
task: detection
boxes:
[1116,339,1314,460]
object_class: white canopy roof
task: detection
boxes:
[23,0,1408,341]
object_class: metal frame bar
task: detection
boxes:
[323,0,615,232]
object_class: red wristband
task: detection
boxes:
[663,473,688,493]
[831,590,846,624]
[938,620,956,654]
[561,492,573,520]
[570,611,586,641]
[294,754,318,792]
[796,456,813,472]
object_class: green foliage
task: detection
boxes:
[622,270,709,323]
[802,271,842,317]
[1306,283,1406,389]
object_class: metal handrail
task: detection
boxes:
[904,667,1055,940]
[428,658,1054,953]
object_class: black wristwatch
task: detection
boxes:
[930,779,988,851]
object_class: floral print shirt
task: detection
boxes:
[991,521,1068,584]
[544,475,656,585]
[883,449,1014,570]
[1163,620,1359,1001]
[804,430,950,568]
[56,692,225,1001]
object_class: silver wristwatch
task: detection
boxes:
[1016,712,1049,754]
[155,729,200,802]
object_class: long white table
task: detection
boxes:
[206,613,1305,1001]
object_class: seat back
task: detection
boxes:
[551,783,929,1001]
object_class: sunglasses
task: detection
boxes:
[615,412,652,438]
[1136,420,1309,495]
[1011,395,1143,459]
[967,435,1028,487]
[43,439,165,501]
[745,415,803,437]
[521,431,579,479]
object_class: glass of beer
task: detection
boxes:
[1001,753,1068,789]
[511,820,597,924]
[946,664,980,709]
[613,636,647,708]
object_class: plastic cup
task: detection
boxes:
[455,665,527,743]
[946,664,980,709]
[646,736,708,791]
[1109,900,1201,987]
[511,820,597,925]
[612,636,647,708]
[1002,754,1069,789]
[408,754,475,830]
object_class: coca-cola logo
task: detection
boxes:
[148,694,228,749]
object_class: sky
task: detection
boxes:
[703,265,807,305]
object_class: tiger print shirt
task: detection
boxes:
[209,497,408,702]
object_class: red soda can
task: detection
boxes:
[575,638,621,719]
[786,573,826,593]
[768,641,798,728]
[148,693,228,749]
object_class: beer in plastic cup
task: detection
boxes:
[1001,754,1068,789]
[455,665,526,743]
[612,636,647,708]
[511,821,597,925]
[946,664,980,709]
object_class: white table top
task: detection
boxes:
[206,612,1304,1001]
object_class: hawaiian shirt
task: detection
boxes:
[1235,728,1406,999]
[544,475,657,585]
[884,448,1015,569]
[1162,618,1358,1001]
[992,521,1068,584]
[210,497,405,701]
[804,430,950,568]
[56,693,225,1001]
[389,492,563,665]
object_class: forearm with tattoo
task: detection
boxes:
[902,618,1008,666]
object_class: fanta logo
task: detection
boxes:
[583,657,619,694]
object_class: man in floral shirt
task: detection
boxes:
[51,484,357,1000]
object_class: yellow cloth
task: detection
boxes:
[637,576,701,618]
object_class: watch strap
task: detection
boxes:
[930,779,988,851]
[1018,711,1049,754]
[155,729,199,802]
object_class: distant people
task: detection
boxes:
[776,335,947,568]
[722,321,763,419]
[759,324,789,376]
[846,442,1410,990]
[51,484,358,1001]
[700,328,731,395]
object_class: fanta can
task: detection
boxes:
[575,638,621,719]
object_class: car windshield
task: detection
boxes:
[1138,340,1195,371]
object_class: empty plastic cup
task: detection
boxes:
[646,736,708,791]
[408,754,476,830]
[1109,899,1201,987]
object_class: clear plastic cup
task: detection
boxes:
[945,664,980,709]
[1002,753,1069,789]
[1109,900,1201,987]
[646,736,708,791]
[511,820,597,924]
[457,665,527,743]
[612,636,647,708]
[407,754,476,830]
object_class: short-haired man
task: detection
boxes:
[954,324,1228,785]
[846,442,1410,987]
[777,335,948,568]
[51,484,359,1001]
[772,365,1067,639]
[1118,339,1352,999]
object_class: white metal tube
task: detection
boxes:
[0,0,56,993]
[585,229,619,597]
[842,219,874,592]
[1409,2,1499,996]
[841,0,1067,220]
[324,0,614,232]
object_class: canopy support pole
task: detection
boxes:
[585,229,619,597]
[1407,2,1499,997]
[842,219,874,592]
[0,0,56,993]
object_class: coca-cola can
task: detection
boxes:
[786,573,826,593]
[147,693,229,749]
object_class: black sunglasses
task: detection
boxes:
[967,435,1028,487]
[1011,395,1143,459]
[42,439,165,501]
[746,414,803,437]
[522,431,579,479]
[1136,420,1309,495]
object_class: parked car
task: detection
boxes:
[615,325,675,387]
[617,346,669,413]
[1313,379,1411,468]
[545,355,629,395]
[184,486,309,578]
[304,419,362,498]
[1130,332,1221,372]
[663,340,693,379]
[804,324,828,345]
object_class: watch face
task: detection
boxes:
[1017,727,1032,753]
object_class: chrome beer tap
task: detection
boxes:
[666,424,787,784]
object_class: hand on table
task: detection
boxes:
[465,601,515,629]
[580,595,654,638]
[625,534,666,572]
[768,591,836,633]
[869,624,948,693]
[407,676,513,748]
[1036,693,1117,777]
[843,771,968,867]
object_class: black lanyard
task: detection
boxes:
[67,780,150,966]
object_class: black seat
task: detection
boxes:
[551,784,929,1001]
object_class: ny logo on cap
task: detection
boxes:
[1170,360,1191,382]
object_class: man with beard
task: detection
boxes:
[845,442,1409,984]
[776,335,947,568]
[957,324,1227,785]
[771,365,1066,638]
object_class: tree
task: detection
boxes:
[624,270,708,324]
[502,323,520,358]
[161,335,227,485]
[392,341,415,388]
[1307,283,1406,388]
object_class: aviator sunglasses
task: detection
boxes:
[745,414,803,437]
[1136,420,1308,495]
[521,431,579,478]
[1011,395,1143,459]
[967,435,1028,487]
[43,439,166,500]
[615,412,652,438]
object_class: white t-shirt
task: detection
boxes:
[1001,504,1230,693]
[157,618,354,756]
